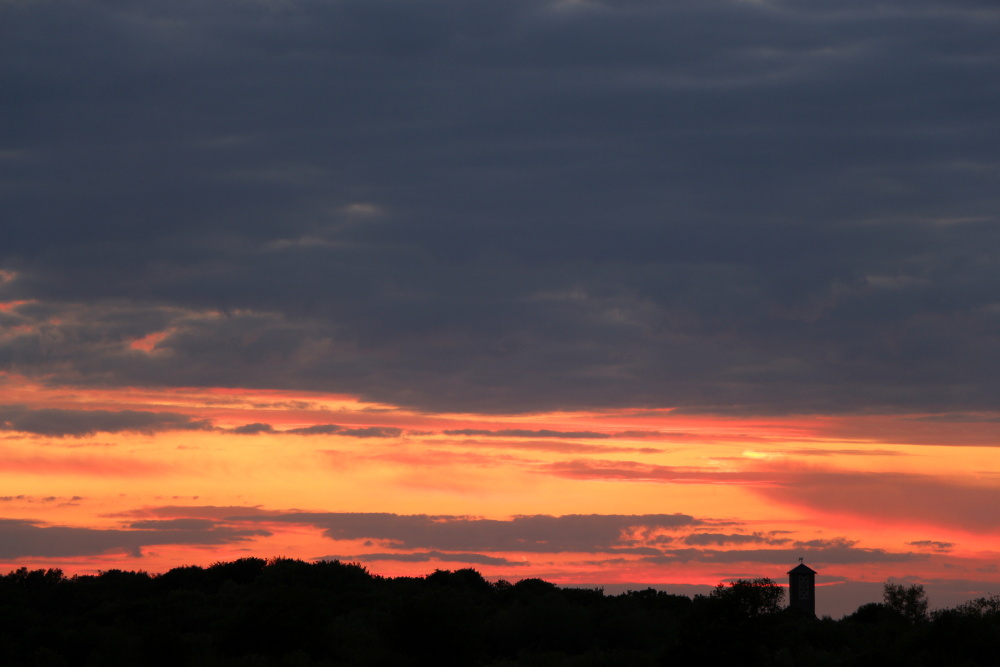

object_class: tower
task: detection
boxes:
[787,559,817,617]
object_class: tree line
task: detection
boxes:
[1,558,998,666]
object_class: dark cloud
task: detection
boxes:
[286,424,345,435]
[651,545,926,566]
[0,405,211,437]
[907,540,954,552]
[127,518,219,531]
[684,532,782,547]
[110,505,937,573]
[230,423,402,437]
[0,495,83,505]
[794,538,858,550]
[339,427,404,438]
[233,512,702,553]
[0,518,270,559]
[230,423,274,435]
[1,0,998,414]
[319,550,527,566]
[910,414,1000,423]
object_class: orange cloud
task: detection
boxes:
[0,449,170,477]
[129,330,173,353]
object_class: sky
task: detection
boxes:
[1,0,999,618]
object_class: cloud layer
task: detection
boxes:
[117,507,931,569]
[1,0,997,414]
[238,512,702,553]
[0,405,210,437]
[0,517,268,559]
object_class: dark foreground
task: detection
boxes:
[2,558,998,666]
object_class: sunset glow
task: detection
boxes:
[2,373,998,616]
[3,0,999,619]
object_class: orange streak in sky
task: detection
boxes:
[129,330,173,352]
[0,449,170,477]
[0,300,33,312]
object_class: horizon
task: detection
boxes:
[0,553,967,621]
[2,0,998,623]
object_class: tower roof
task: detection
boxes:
[788,562,817,575]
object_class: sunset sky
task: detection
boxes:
[2,0,999,617]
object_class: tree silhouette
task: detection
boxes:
[2,560,1000,665]
[883,582,929,623]
[709,577,785,618]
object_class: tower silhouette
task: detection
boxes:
[787,559,817,616]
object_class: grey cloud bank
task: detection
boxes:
[0,507,925,574]
[318,550,528,567]
[1,0,998,414]
[0,405,211,437]
[0,518,269,559]
[234,512,701,553]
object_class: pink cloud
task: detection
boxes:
[0,450,169,477]
[754,469,1000,532]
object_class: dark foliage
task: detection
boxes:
[0,562,998,666]
[708,577,786,618]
